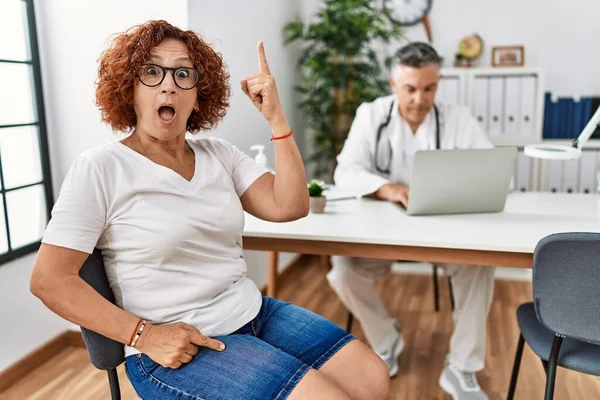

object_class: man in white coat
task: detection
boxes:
[327,42,494,400]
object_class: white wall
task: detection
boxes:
[188,0,305,166]
[394,0,600,97]
[301,0,600,96]
[0,0,188,373]
[0,254,70,372]
[187,0,306,286]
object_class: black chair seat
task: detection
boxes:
[518,302,600,376]
[79,248,125,370]
[78,248,124,399]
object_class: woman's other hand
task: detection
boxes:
[241,41,286,127]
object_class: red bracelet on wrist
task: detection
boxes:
[128,319,143,346]
[130,320,147,348]
[271,130,293,141]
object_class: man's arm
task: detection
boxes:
[334,101,414,207]
[333,103,390,196]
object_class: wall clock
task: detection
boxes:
[386,0,434,41]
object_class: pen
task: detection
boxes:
[326,196,360,202]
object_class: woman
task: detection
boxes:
[30,20,389,400]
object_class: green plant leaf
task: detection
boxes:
[307,179,325,196]
[284,0,404,181]
[283,18,305,45]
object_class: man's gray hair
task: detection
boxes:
[392,42,442,69]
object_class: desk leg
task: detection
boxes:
[267,251,279,298]
[320,255,331,273]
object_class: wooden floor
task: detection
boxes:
[3,257,600,399]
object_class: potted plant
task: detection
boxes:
[283,0,404,182]
[307,179,326,213]
[454,52,467,67]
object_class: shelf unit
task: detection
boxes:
[437,67,600,194]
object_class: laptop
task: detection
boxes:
[405,147,518,216]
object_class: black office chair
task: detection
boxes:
[78,248,124,400]
[346,263,455,333]
[507,232,600,400]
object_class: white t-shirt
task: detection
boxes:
[42,137,269,357]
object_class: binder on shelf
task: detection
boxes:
[519,76,537,136]
[579,97,599,140]
[582,98,592,135]
[472,77,489,134]
[542,92,552,139]
[555,99,563,139]
[571,99,583,140]
[542,94,560,139]
[551,96,560,139]
[488,77,504,136]
[564,98,574,139]
[503,76,521,136]
[556,98,572,139]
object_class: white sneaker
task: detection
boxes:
[376,325,404,377]
[439,361,488,400]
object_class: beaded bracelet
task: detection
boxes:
[129,319,147,348]
[128,319,142,347]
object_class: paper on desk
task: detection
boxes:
[323,187,362,202]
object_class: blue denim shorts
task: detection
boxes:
[125,296,355,399]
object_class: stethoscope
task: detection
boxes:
[374,100,440,174]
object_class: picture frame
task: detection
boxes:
[491,45,525,67]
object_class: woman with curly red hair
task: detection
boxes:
[30,20,388,400]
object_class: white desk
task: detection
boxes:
[243,192,600,296]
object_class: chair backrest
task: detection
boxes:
[533,232,600,345]
[78,248,125,370]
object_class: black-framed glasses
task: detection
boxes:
[137,64,199,90]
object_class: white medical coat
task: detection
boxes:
[334,94,493,196]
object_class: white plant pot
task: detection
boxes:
[309,196,326,213]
